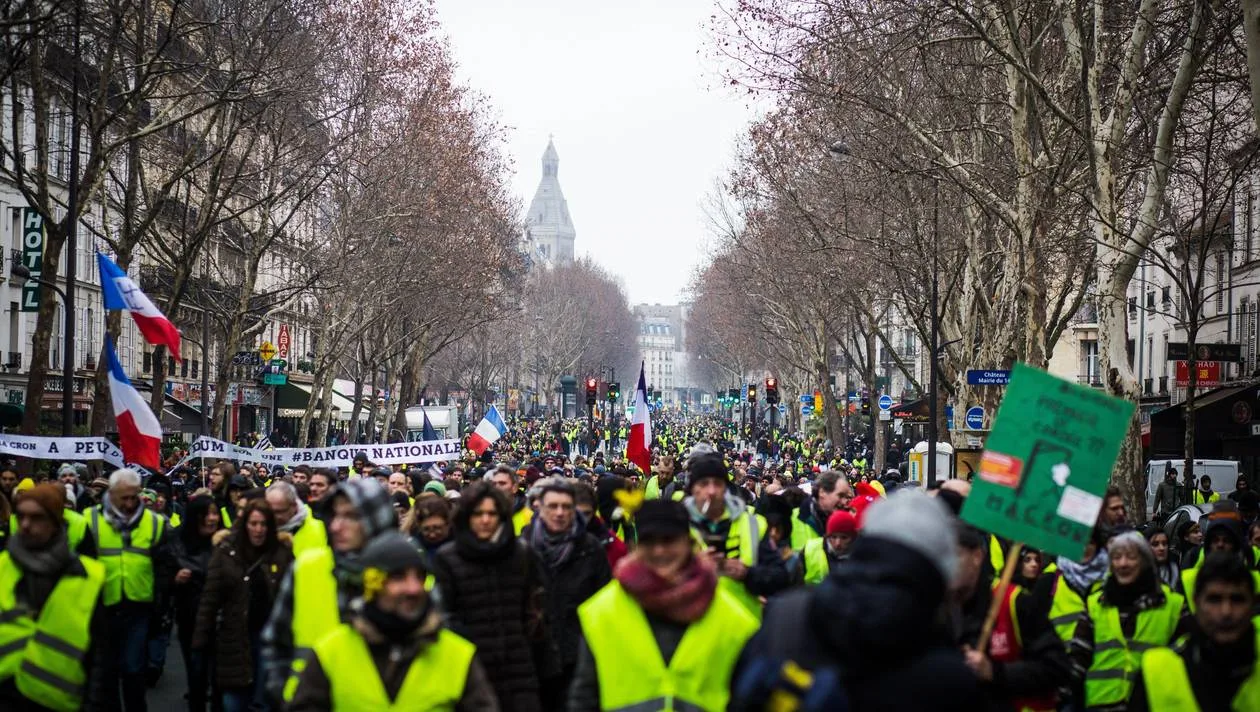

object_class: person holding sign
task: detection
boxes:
[1068,532,1188,710]
[954,525,1069,711]
[1127,552,1260,712]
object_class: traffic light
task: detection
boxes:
[861,395,870,415]
[585,378,598,406]
[607,382,620,402]
[747,384,757,402]
[765,378,779,404]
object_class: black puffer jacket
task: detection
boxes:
[522,520,611,671]
[434,522,547,712]
[732,537,982,712]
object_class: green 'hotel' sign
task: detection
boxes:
[20,208,45,313]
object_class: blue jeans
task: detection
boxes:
[100,604,151,712]
[221,630,269,712]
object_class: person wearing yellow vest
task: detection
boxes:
[1037,531,1109,646]
[1129,552,1260,711]
[86,468,172,712]
[683,451,790,617]
[643,457,676,501]
[288,531,497,710]
[569,499,759,711]
[0,482,106,712]
[265,482,327,558]
[260,477,398,704]
[1192,474,1220,506]
[788,470,852,552]
[802,510,857,584]
[1068,531,1187,711]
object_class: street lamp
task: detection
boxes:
[12,263,74,435]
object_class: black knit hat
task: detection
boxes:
[686,453,728,492]
[635,499,690,540]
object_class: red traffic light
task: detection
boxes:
[586,378,597,389]
[766,378,777,389]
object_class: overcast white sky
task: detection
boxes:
[434,0,757,305]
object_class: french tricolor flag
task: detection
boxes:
[626,362,652,474]
[467,404,507,456]
[105,336,163,470]
[98,252,181,361]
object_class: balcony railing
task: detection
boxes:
[1078,374,1103,388]
[4,352,20,369]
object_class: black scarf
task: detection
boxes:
[1102,567,1161,609]
[7,531,74,612]
[529,515,583,569]
[453,523,515,562]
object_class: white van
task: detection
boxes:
[1145,459,1241,514]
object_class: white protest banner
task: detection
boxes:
[0,434,127,467]
[186,436,462,468]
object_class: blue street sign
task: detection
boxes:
[799,394,812,404]
[877,394,893,410]
[779,404,788,414]
[801,405,813,415]
[966,369,1011,386]
[965,405,985,430]
[945,404,954,430]
[741,384,749,400]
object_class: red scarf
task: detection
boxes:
[614,552,717,623]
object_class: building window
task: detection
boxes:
[142,350,152,373]
[1128,297,1137,319]
[1161,286,1171,306]
[191,359,199,379]
[1146,291,1155,309]
[1216,252,1227,312]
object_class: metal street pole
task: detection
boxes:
[927,178,940,488]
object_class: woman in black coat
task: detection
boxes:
[192,498,294,712]
[432,480,548,712]
[170,494,222,712]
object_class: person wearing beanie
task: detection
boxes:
[684,452,790,618]
[1069,530,1188,710]
[952,526,1068,711]
[260,477,397,704]
[568,499,759,712]
[731,491,983,712]
[802,510,858,585]
[0,483,108,711]
[1129,552,1260,712]
[288,531,497,710]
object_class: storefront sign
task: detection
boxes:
[20,208,44,312]
[1175,360,1220,388]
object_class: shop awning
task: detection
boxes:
[134,388,204,432]
[276,382,359,419]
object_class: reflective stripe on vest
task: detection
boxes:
[690,510,763,618]
[1141,628,1260,712]
[221,506,233,529]
[87,507,164,605]
[0,552,105,711]
[579,580,758,712]
[289,517,327,559]
[803,538,828,585]
[1084,586,1183,707]
[285,545,339,702]
[309,624,472,710]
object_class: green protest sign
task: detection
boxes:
[959,363,1136,560]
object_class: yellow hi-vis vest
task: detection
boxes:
[0,551,105,711]
[512,506,533,537]
[1084,585,1183,707]
[289,516,327,559]
[578,580,758,712]
[310,623,474,710]
[87,506,165,605]
[1046,568,1093,643]
[1180,565,1260,614]
[284,545,340,701]
[689,508,765,618]
[803,537,829,585]
[788,506,821,552]
[1139,628,1260,711]
[9,510,88,554]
